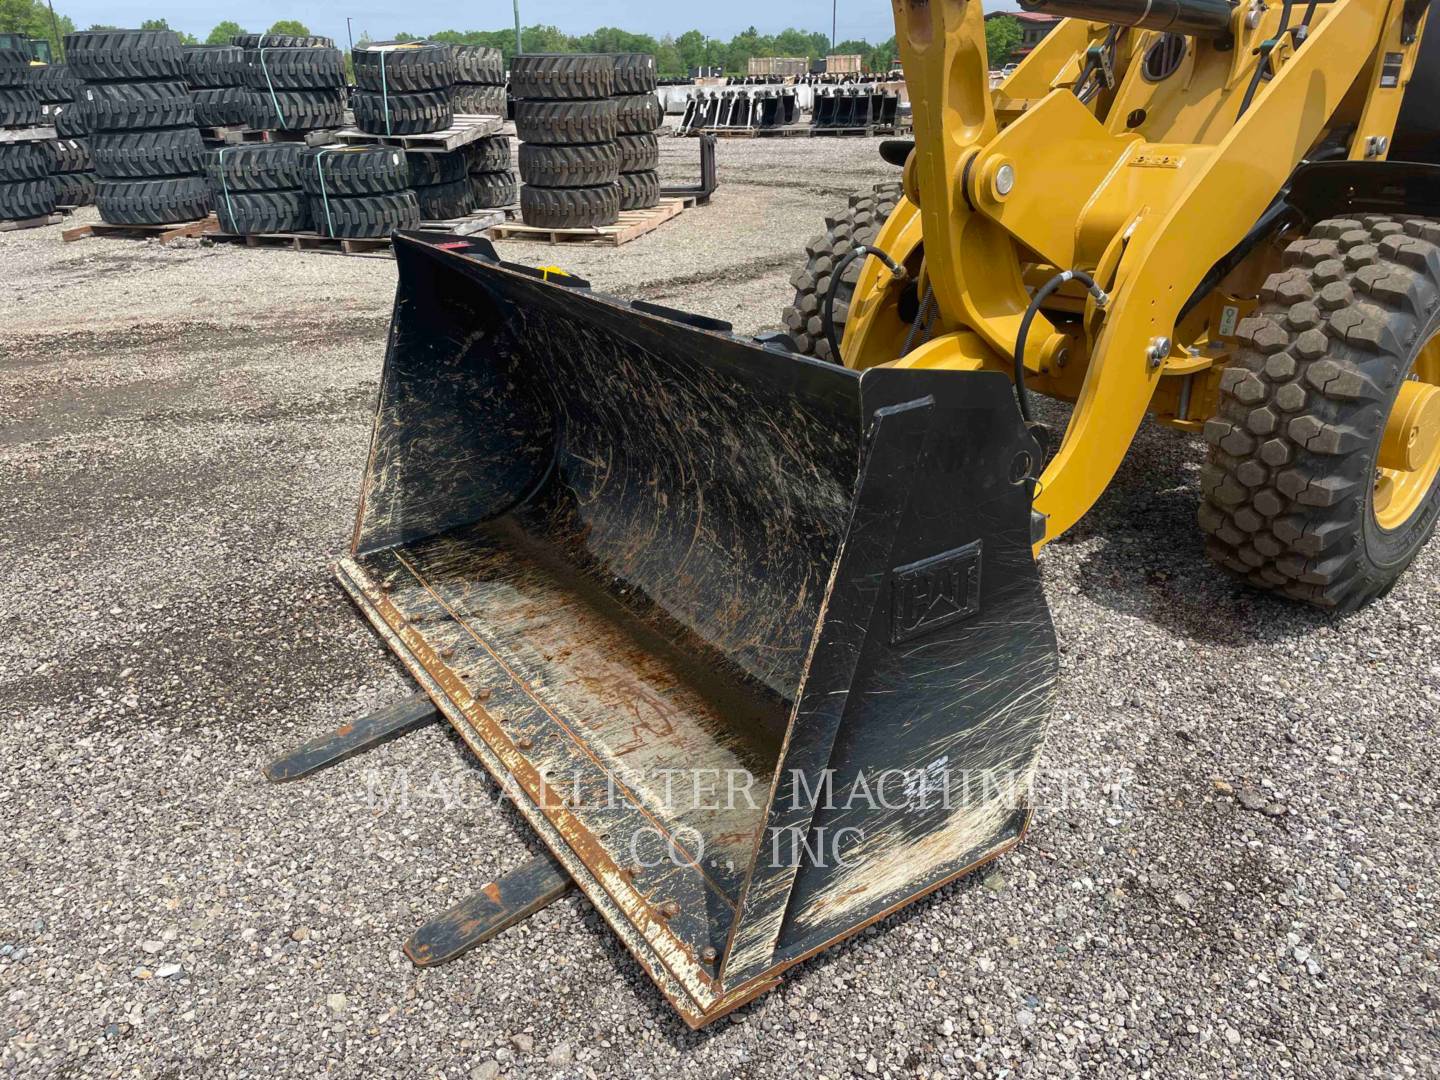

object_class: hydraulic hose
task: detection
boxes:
[1013,270,1109,423]
[823,245,907,363]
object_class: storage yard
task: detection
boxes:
[3,129,1438,1077]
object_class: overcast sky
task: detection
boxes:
[59,1,927,49]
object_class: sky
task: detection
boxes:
[58,0,915,50]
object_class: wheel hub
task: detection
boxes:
[1374,332,1440,530]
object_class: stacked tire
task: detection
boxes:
[449,45,505,117]
[611,54,662,212]
[240,34,344,134]
[66,29,210,226]
[465,134,516,209]
[46,138,95,207]
[352,41,454,136]
[0,45,54,222]
[205,142,309,234]
[301,145,419,237]
[30,60,94,208]
[512,54,619,229]
[185,45,254,132]
[406,149,474,219]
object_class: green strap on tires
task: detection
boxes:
[313,147,339,237]
[257,46,285,128]
[216,145,238,231]
[379,49,392,136]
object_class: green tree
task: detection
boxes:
[573,26,658,55]
[655,34,682,78]
[139,17,196,44]
[984,15,1022,68]
[675,29,706,73]
[205,20,245,45]
[0,0,75,56]
[266,19,311,37]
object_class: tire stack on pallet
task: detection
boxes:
[449,46,505,117]
[185,45,254,136]
[206,142,310,234]
[464,134,516,210]
[66,29,211,226]
[302,145,420,238]
[352,41,455,137]
[238,34,345,136]
[513,54,619,229]
[0,45,56,226]
[31,60,96,209]
[46,137,95,208]
[612,54,663,212]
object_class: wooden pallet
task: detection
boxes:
[417,207,514,237]
[200,125,270,145]
[487,196,693,247]
[265,129,339,147]
[62,214,218,244]
[331,114,504,152]
[207,229,392,256]
[0,125,58,144]
[0,212,64,232]
[809,124,913,137]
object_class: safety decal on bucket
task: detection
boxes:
[888,540,983,644]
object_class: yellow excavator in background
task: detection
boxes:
[291,0,1438,1027]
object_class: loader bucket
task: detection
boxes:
[339,232,1059,1026]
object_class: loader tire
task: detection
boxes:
[309,190,419,237]
[0,177,55,219]
[31,61,77,102]
[611,53,658,94]
[518,141,619,188]
[405,149,467,187]
[514,99,618,145]
[184,45,246,87]
[51,170,96,207]
[782,181,904,362]
[352,89,452,136]
[0,86,42,128]
[616,132,659,174]
[204,142,302,191]
[520,183,618,229]
[0,47,28,88]
[51,99,88,137]
[449,83,506,116]
[95,175,209,225]
[470,170,516,209]
[83,81,194,132]
[243,46,345,90]
[299,145,408,196]
[453,46,505,86]
[91,128,206,179]
[214,188,309,234]
[616,169,660,211]
[413,176,475,219]
[193,87,255,127]
[45,137,91,174]
[510,54,614,100]
[233,34,334,49]
[353,42,456,93]
[0,142,50,182]
[65,29,185,81]
[465,134,511,173]
[614,93,662,135]
[1200,215,1440,611]
[249,88,344,132]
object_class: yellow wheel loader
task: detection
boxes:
[271,0,1440,1028]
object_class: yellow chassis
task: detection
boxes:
[841,0,1429,546]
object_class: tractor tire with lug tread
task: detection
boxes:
[452,46,505,85]
[0,178,55,219]
[610,53,657,94]
[31,61,77,101]
[299,145,408,196]
[449,83,506,116]
[518,141,619,188]
[95,175,209,225]
[91,128,206,179]
[616,132,658,174]
[352,42,456,93]
[51,170,96,207]
[465,134,511,173]
[214,188,309,233]
[45,137,91,174]
[0,47,29,88]
[232,34,334,49]
[514,99,618,145]
[308,190,420,237]
[404,149,467,187]
[1200,214,1440,611]
[413,176,475,219]
[352,89,452,136]
[203,142,302,191]
[0,86,42,127]
[243,47,345,90]
[616,169,660,211]
[184,45,246,87]
[51,100,88,136]
[0,142,50,182]
[249,88,344,132]
[83,81,194,132]
[65,29,185,81]
[470,170,516,208]
[509,53,614,100]
[614,93,662,135]
[782,181,904,362]
[193,87,255,127]
[520,183,618,229]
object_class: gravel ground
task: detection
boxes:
[2,135,1437,1080]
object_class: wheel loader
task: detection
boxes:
[271,0,1440,1027]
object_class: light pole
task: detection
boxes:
[832,0,837,50]
[345,16,354,52]
[513,0,522,55]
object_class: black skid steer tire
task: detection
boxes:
[782,181,904,362]
[611,53,657,94]
[616,169,659,211]
[413,177,475,220]
[453,46,504,86]
[470,170,516,209]
[204,142,302,191]
[1200,215,1440,611]
[614,93,662,135]
[465,134,511,173]
[509,54,614,100]
[616,132,659,174]
[0,142,50,182]
[65,29,185,81]
[83,81,195,132]
[520,183,618,229]
[0,178,55,219]
[91,128,206,179]
[299,145,408,196]
[352,42,456,93]
[214,188,309,234]
[242,46,345,90]
[514,99,618,145]
[308,190,420,237]
[51,170,96,207]
[352,89,452,136]
[0,86,42,127]
[518,141,619,188]
[95,176,209,225]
